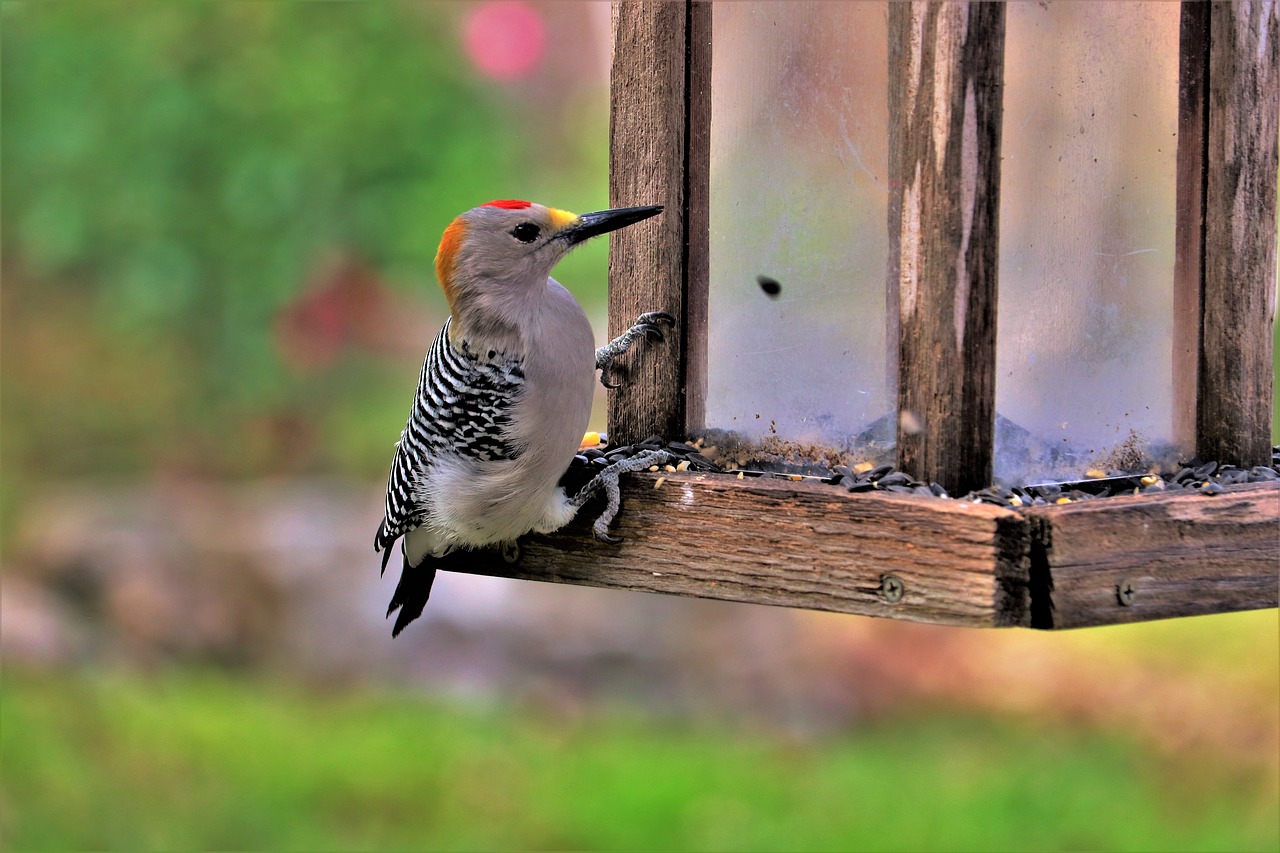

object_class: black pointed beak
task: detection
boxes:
[559,205,663,246]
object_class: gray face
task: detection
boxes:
[450,202,573,288]
[444,201,662,298]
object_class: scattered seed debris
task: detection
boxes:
[653,477,666,489]
[1095,428,1150,472]
[561,437,1280,516]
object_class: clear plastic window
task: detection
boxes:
[705,1,891,471]
[996,1,1181,482]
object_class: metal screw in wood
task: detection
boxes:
[880,575,905,603]
[1116,579,1137,606]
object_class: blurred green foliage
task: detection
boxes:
[0,1,612,536]
[3,670,1276,852]
[5,1,509,390]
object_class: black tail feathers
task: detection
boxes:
[383,544,516,638]
[386,554,437,638]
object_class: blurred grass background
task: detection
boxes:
[1,2,1277,851]
[4,666,1275,852]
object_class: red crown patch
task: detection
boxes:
[484,199,533,210]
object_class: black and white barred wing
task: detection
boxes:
[374,318,524,569]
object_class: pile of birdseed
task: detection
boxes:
[575,434,720,474]
[954,456,1279,508]
[568,436,1280,510]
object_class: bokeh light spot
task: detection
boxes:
[462,1,546,81]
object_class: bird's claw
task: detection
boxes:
[595,312,674,390]
[641,312,674,343]
[636,311,676,328]
[570,447,669,545]
[638,323,666,343]
[599,365,622,389]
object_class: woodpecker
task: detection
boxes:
[375,199,672,636]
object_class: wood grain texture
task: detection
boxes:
[608,0,688,444]
[1198,0,1279,467]
[439,474,1277,629]
[885,8,905,407]
[1173,1,1210,453]
[888,2,1006,496]
[682,1,711,435]
[448,472,1031,628]
[1025,482,1280,629]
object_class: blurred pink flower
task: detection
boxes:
[462,1,546,81]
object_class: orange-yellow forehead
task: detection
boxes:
[435,218,467,298]
[547,207,577,230]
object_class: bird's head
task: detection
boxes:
[434,199,662,324]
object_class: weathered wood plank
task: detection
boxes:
[1172,1,1210,454]
[608,0,688,444]
[449,473,1031,629]
[1025,482,1280,630]
[1197,0,1279,467]
[439,472,1277,629]
[888,2,1006,496]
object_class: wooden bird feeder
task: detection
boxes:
[453,1,1279,630]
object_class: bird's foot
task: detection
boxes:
[596,312,675,389]
[569,448,671,543]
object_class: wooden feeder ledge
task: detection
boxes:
[445,473,1280,631]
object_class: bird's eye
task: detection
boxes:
[511,223,540,243]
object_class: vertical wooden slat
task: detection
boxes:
[682,1,712,436]
[889,2,1006,496]
[1173,2,1211,455]
[1197,0,1279,468]
[885,13,905,410]
[608,0,690,444]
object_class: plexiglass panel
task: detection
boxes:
[996,2,1181,482]
[706,2,890,470]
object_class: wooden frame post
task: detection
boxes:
[607,0,710,445]
[888,2,1006,496]
[1173,2,1210,458]
[1174,0,1279,468]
